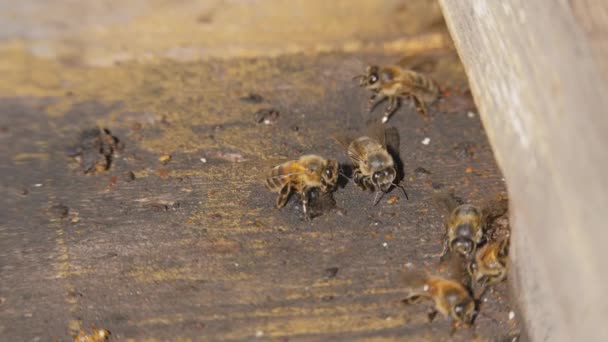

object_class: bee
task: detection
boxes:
[402,273,477,332]
[265,155,338,219]
[355,65,439,123]
[336,124,406,205]
[468,238,509,289]
[74,328,110,342]
[433,193,485,260]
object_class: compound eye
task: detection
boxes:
[370,74,378,83]
[325,169,332,178]
[453,238,473,255]
[454,304,464,318]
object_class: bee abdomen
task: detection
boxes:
[419,76,439,100]
[266,165,289,192]
[455,223,474,238]
[453,204,481,218]
[410,71,439,102]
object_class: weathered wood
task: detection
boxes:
[0,55,515,341]
[0,1,522,340]
[439,1,608,341]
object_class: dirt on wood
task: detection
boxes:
[0,1,521,341]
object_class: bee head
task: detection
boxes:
[355,65,381,89]
[452,298,477,325]
[372,168,396,192]
[450,237,475,257]
[321,159,339,191]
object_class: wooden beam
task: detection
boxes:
[439,1,608,341]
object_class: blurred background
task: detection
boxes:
[0,0,446,66]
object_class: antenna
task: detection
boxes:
[393,182,409,200]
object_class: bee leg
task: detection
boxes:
[276,184,291,209]
[413,95,429,118]
[475,273,499,301]
[478,275,490,292]
[358,176,369,191]
[364,178,375,192]
[467,259,477,278]
[368,92,387,112]
[369,92,377,101]
[373,191,386,206]
[449,320,460,336]
[300,188,311,221]
[427,309,438,323]
[354,172,372,191]
[402,294,422,305]
[439,235,450,261]
[381,96,400,123]
[353,170,365,190]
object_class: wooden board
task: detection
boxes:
[0,1,520,340]
[439,1,608,341]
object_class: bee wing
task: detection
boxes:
[397,52,439,74]
[400,268,428,293]
[346,145,367,166]
[366,122,387,147]
[438,252,472,287]
[366,122,400,153]
[267,161,310,180]
[405,59,438,74]
[266,172,307,180]
[432,191,462,214]
[384,126,400,156]
[333,133,367,168]
[332,134,353,150]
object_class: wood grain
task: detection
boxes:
[0,1,521,340]
[439,1,608,341]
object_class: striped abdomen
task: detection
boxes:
[404,70,439,103]
[451,204,482,222]
[348,137,387,174]
[265,162,292,192]
[448,204,483,241]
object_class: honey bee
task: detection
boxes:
[402,273,477,332]
[265,155,338,219]
[74,328,110,342]
[336,124,406,204]
[468,238,509,289]
[434,193,485,260]
[355,65,439,123]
